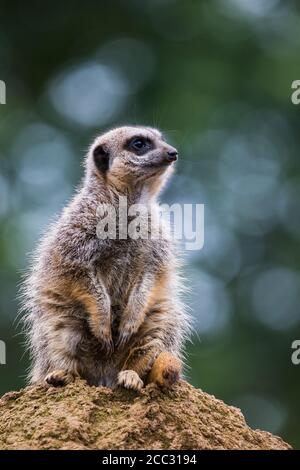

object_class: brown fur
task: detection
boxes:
[21,126,191,391]
[147,352,182,387]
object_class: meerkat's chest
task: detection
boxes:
[96,238,169,302]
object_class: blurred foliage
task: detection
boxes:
[0,0,300,448]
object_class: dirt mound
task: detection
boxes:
[0,379,291,450]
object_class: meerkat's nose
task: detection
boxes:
[166,149,178,162]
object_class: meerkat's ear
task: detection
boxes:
[93,144,110,173]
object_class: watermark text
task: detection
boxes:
[0,80,6,105]
[0,340,6,365]
[291,340,300,365]
[96,197,204,251]
[291,80,300,105]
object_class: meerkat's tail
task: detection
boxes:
[147,352,182,388]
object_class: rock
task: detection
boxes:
[0,379,292,450]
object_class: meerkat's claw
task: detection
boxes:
[108,338,115,354]
[116,332,130,349]
[45,369,76,387]
[162,365,180,387]
[117,322,139,348]
[118,370,144,391]
[101,336,114,355]
[95,326,114,351]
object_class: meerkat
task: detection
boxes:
[21,126,190,391]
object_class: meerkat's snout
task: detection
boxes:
[156,144,178,167]
[165,147,178,163]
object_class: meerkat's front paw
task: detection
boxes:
[92,323,114,354]
[99,328,114,354]
[45,369,76,387]
[118,370,144,391]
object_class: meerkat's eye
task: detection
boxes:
[132,138,146,149]
[127,136,153,156]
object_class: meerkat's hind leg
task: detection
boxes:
[147,352,182,388]
[45,369,77,387]
[117,370,144,391]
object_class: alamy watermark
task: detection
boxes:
[291,340,300,365]
[291,80,300,105]
[0,80,6,104]
[0,340,6,365]
[96,197,204,251]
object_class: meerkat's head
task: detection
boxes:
[85,126,178,198]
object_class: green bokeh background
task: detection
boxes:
[1,0,300,448]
